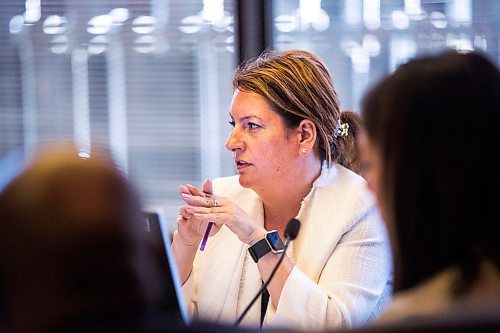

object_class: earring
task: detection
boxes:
[301,148,307,154]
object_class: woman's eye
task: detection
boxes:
[248,122,260,129]
[228,120,235,127]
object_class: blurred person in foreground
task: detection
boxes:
[0,144,238,333]
[359,49,500,328]
[172,49,392,331]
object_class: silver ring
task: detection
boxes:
[212,199,220,207]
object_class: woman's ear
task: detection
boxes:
[297,119,317,154]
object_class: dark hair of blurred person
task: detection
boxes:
[0,144,168,333]
[360,49,500,322]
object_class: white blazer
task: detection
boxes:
[182,163,393,331]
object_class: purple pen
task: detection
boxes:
[199,222,213,251]
[200,189,214,251]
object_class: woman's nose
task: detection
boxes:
[226,129,244,151]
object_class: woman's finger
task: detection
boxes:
[179,205,195,219]
[202,179,213,195]
[193,207,223,223]
[187,184,205,197]
[181,193,223,208]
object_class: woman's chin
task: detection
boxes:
[237,175,254,189]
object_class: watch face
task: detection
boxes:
[266,231,285,253]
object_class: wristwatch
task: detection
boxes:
[248,230,285,263]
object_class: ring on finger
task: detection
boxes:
[210,207,216,214]
[212,198,220,207]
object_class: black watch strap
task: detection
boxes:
[248,238,271,263]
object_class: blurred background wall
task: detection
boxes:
[1,0,498,228]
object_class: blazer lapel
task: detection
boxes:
[196,188,264,325]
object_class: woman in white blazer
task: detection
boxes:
[172,49,392,332]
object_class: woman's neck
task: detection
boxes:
[261,158,322,236]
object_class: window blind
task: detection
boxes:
[0,0,236,228]
[272,0,500,112]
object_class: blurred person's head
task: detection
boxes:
[360,50,500,294]
[0,144,164,333]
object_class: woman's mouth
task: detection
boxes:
[235,160,251,170]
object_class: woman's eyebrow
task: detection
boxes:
[232,115,263,122]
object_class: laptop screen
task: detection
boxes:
[143,209,190,326]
